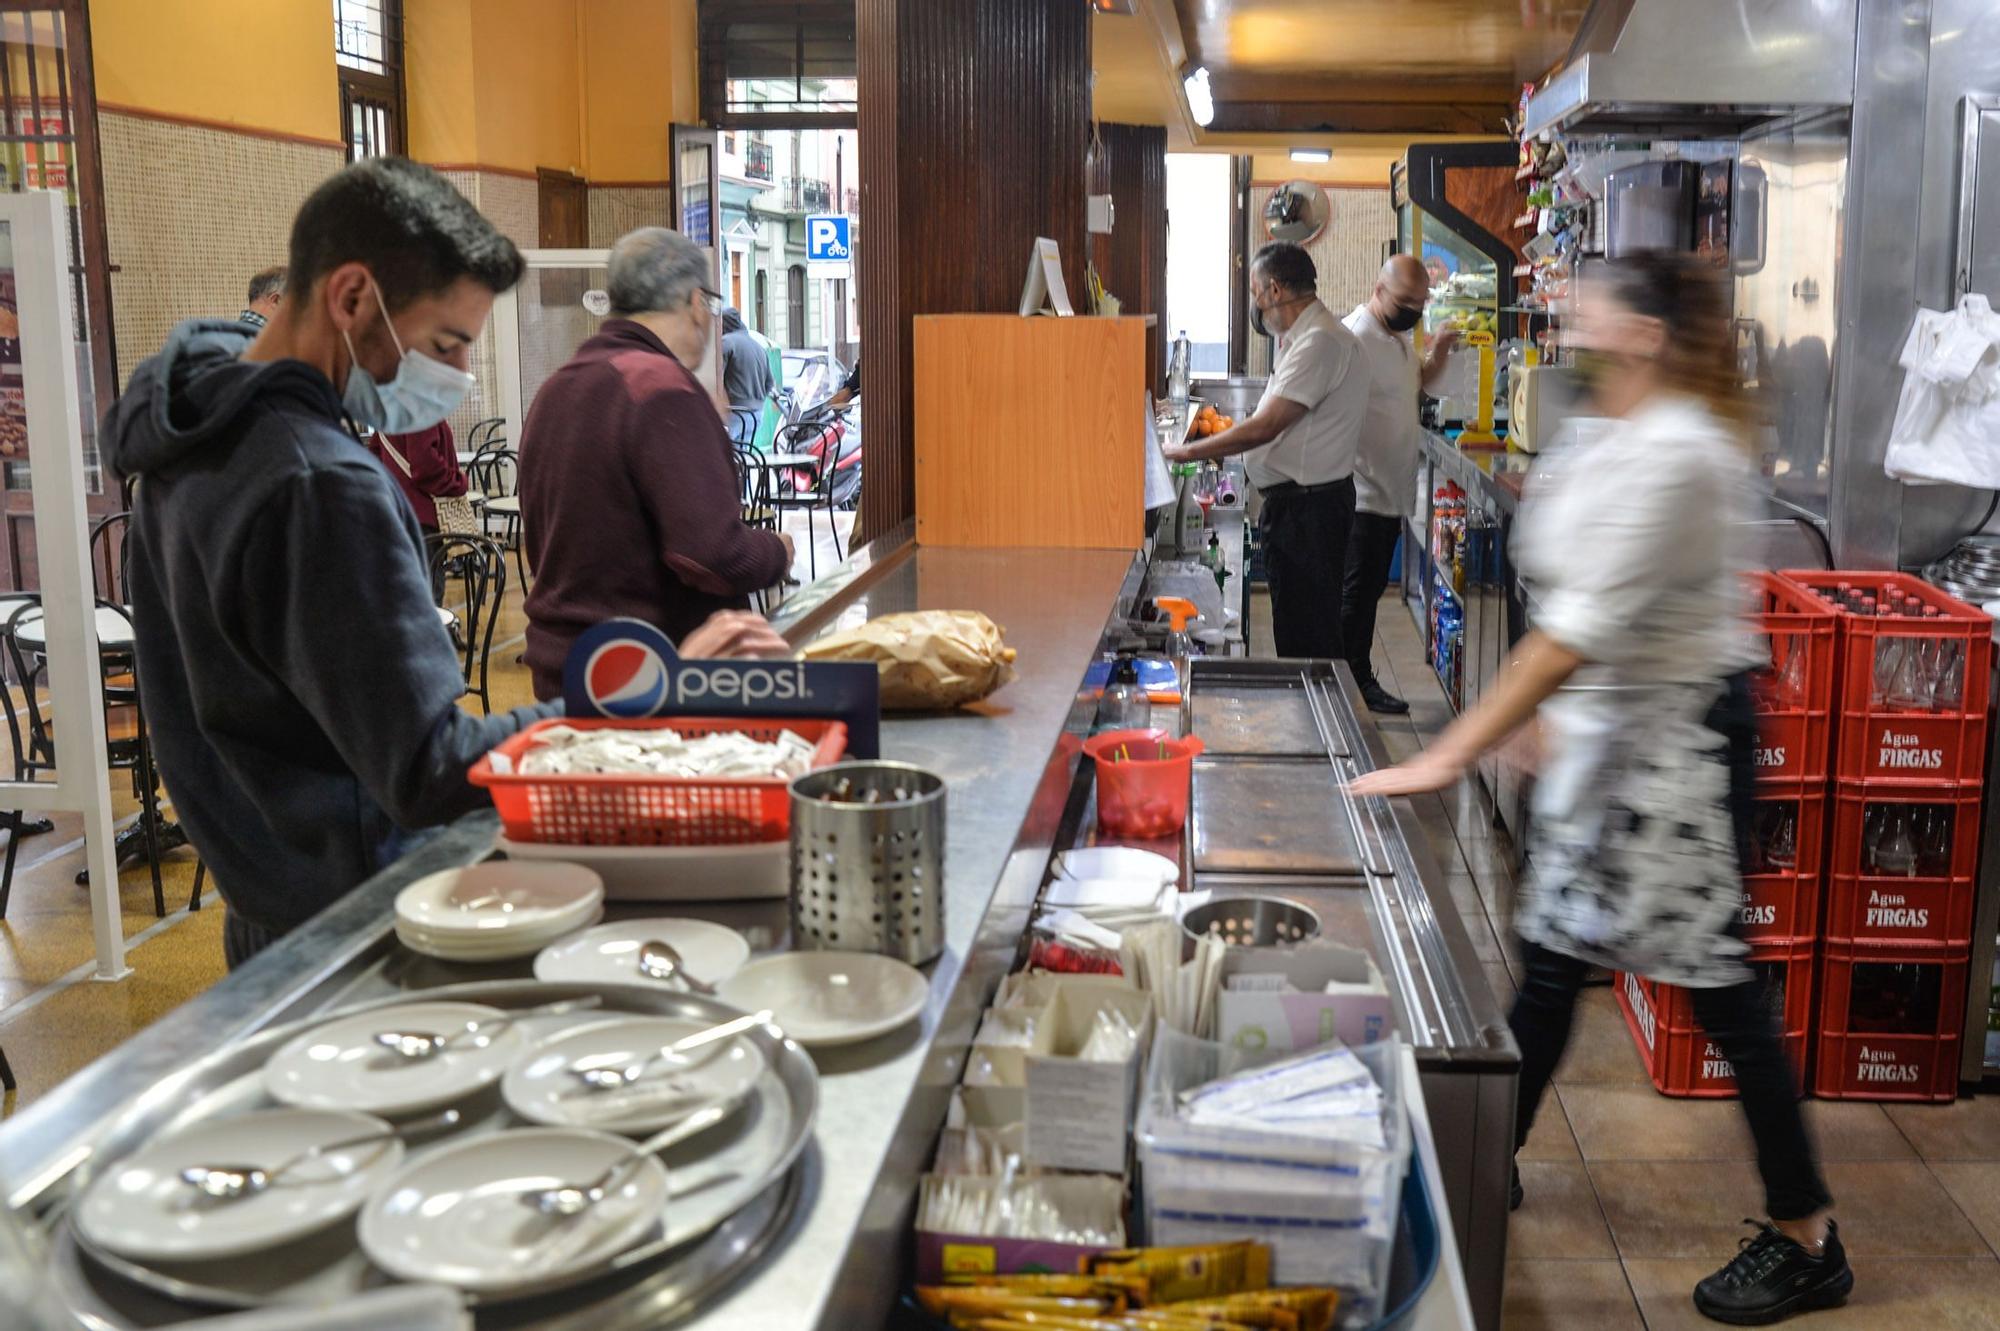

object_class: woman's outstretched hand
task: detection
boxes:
[1346,749,1466,797]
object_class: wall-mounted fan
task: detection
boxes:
[1264,179,1329,244]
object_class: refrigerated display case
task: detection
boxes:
[1391,143,1527,441]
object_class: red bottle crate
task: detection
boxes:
[1829,781,1983,879]
[1778,571,1992,785]
[1822,781,1982,948]
[1747,571,1837,786]
[1813,941,1967,1102]
[1740,778,1826,943]
[1614,939,1815,1098]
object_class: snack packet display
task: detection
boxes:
[1082,1241,1272,1305]
[800,609,1018,710]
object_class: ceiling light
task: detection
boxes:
[1290,148,1332,163]
[1090,0,1135,11]
[1183,67,1214,127]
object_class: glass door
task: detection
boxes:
[671,123,722,396]
[0,1,115,590]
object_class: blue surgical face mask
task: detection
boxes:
[340,279,474,434]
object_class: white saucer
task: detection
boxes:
[75,1108,402,1262]
[398,907,606,963]
[263,1001,525,1115]
[1054,846,1178,888]
[357,1127,668,1294]
[394,861,603,939]
[715,951,928,1048]
[502,1016,767,1133]
[532,919,752,989]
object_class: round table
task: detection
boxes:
[10,604,136,650]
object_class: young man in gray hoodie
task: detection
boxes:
[105,158,779,966]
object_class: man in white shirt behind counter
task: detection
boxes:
[1167,240,1368,659]
[1340,254,1458,713]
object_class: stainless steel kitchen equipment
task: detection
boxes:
[1604,159,1698,257]
[789,761,947,965]
[1180,894,1322,949]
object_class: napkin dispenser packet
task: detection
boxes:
[1215,940,1393,1054]
[913,1173,1127,1284]
[1025,981,1154,1174]
[995,970,1140,1011]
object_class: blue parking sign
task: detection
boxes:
[806,214,851,262]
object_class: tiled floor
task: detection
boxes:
[0,507,851,1120]
[1348,590,2000,1329]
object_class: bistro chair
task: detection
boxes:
[0,596,206,918]
[425,534,508,715]
[465,417,507,452]
[88,510,134,607]
[729,407,760,448]
[468,449,528,590]
[770,420,847,582]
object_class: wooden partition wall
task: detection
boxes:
[854,0,1091,544]
[913,315,1146,550]
[1088,123,1169,398]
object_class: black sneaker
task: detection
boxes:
[1360,681,1410,715]
[1693,1219,1852,1325]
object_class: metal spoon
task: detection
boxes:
[523,1103,735,1219]
[374,995,604,1061]
[566,1010,772,1094]
[179,1108,461,1200]
[637,939,715,994]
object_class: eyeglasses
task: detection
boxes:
[698,287,723,317]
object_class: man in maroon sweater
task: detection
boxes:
[521,227,793,699]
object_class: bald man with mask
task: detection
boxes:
[1341,255,1458,713]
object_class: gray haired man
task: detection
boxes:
[518,227,793,699]
[239,265,286,328]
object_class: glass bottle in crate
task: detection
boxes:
[1875,807,1919,878]
[1915,805,1952,878]
[1848,961,1943,1035]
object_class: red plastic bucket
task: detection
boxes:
[1082,728,1205,841]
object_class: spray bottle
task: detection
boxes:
[1155,596,1199,703]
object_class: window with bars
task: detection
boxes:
[698,2,856,126]
[333,0,404,160]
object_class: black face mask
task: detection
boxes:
[1251,302,1271,339]
[1384,303,1423,333]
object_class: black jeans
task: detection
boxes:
[1259,476,1355,660]
[223,911,279,970]
[1508,672,1833,1222]
[1340,510,1402,690]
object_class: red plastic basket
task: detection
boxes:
[468,716,849,846]
[1823,781,1984,949]
[1614,939,1815,1098]
[1740,778,1826,943]
[1778,571,1992,785]
[1747,572,1837,786]
[1813,941,1967,1102]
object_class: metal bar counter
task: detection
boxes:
[0,530,1147,1331]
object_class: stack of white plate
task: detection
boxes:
[394,861,604,962]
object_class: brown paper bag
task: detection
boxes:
[800,610,1018,710]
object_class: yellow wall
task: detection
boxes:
[1250,151,1401,189]
[90,0,339,143]
[467,0,583,175]
[406,0,477,164]
[579,0,695,182]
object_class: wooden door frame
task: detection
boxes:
[535,166,587,248]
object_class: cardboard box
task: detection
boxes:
[913,1174,1126,1283]
[1024,981,1153,1174]
[1215,940,1394,1054]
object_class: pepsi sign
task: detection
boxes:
[564,618,881,757]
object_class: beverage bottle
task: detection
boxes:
[1768,806,1797,871]
[1167,330,1192,408]
[1888,628,1933,710]
[1778,633,1808,707]
[1862,804,1887,873]
[1094,650,1152,734]
[1877,808,1919,877]
[1201,531,1226,593]
[1917,805,1952,877]
[1929,611,1964,712]
[1873,632,1903,706]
